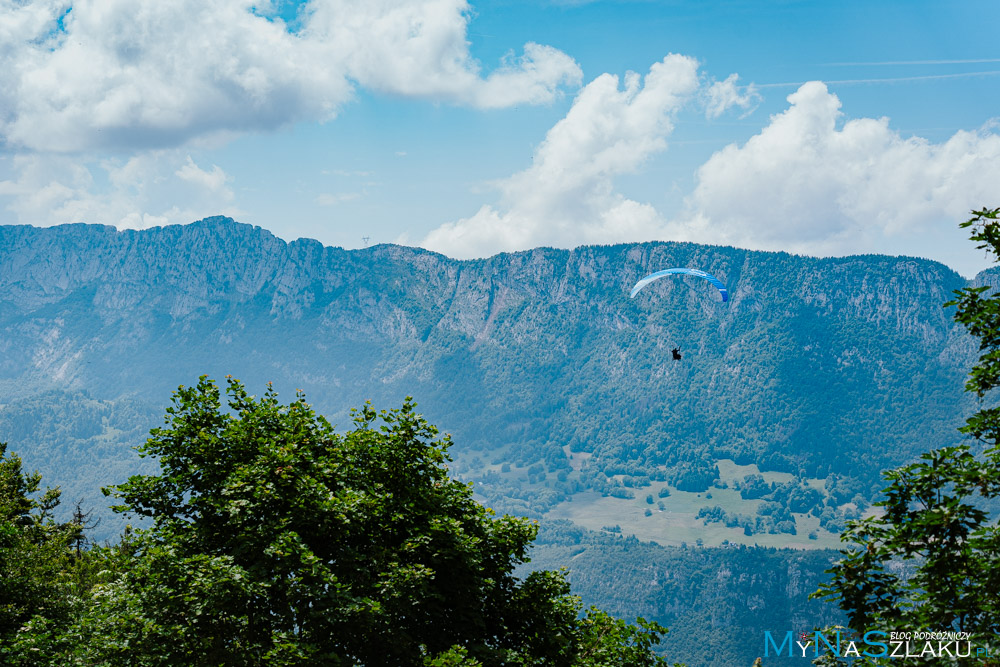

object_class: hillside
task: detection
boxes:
[0,218,977,535]
[1,216,985,667]
[529,521,843,667]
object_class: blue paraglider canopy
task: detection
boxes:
[630,268,729,302]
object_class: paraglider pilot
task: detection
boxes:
[671,347,682,361]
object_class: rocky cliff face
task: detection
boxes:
[4,216,976,667]
[0,216,979,498]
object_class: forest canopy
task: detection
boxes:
[0,378,675,666]
[815,208,1000,663]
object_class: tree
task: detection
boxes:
[69,500,101,557]
[22,377,674,666]
[0,443,77,651]
[574,610,671,667]
[815,208,1000,663]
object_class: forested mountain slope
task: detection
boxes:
[0,217,978,537]
[1,216,982,667]
[530,521,842,667]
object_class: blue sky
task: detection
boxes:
[1,0,998,274]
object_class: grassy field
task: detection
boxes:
[546,459,845,550]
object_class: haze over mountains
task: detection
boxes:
[0,216,981,535]
[2,215,988,665]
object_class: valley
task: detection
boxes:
[0,217,984,665]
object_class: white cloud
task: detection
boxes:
[2,0,339,152]
[421,70,1000,275]
[0,0,582,232]
[0,0,581,153]
[675,81,1000,275]
[305,0,583,107]
[420,54,700,257]
[175,156,230,194]
[315,191,362,206]
[0,152,238,228]
[704,73,759,119]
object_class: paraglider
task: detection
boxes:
[630,268,729,362]
[630,268,728,302]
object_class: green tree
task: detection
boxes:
[574,609,671,667]
[815,208,1000,663]
[22,377,674,666]
[0,443,77,651]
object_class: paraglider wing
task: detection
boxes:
[630,268,729,302]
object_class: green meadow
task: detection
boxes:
[546,459,847,549]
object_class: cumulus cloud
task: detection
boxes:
[175,157,229,193]
[703,73,759,119]
[315,191,362,206]
[420,54,701,258]
[675,81,1000,274]
[0,0,581,153]
[0,152,237,229]
[304,1,582,108]
[421,70,1000,275]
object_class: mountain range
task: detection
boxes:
[0,216,987,665]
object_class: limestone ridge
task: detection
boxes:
[0,216,979,498]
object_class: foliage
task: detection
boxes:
[2,220,977,525]
[0,442,78,651]
[4,220,989,663]
[0,391,160,542]
[815,208,1000,664]
[10,378,676,666]
[575,609,676,667]
[531,520,843,667]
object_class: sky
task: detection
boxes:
[1,0,999,276]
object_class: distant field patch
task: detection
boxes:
[546,458,846,549]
